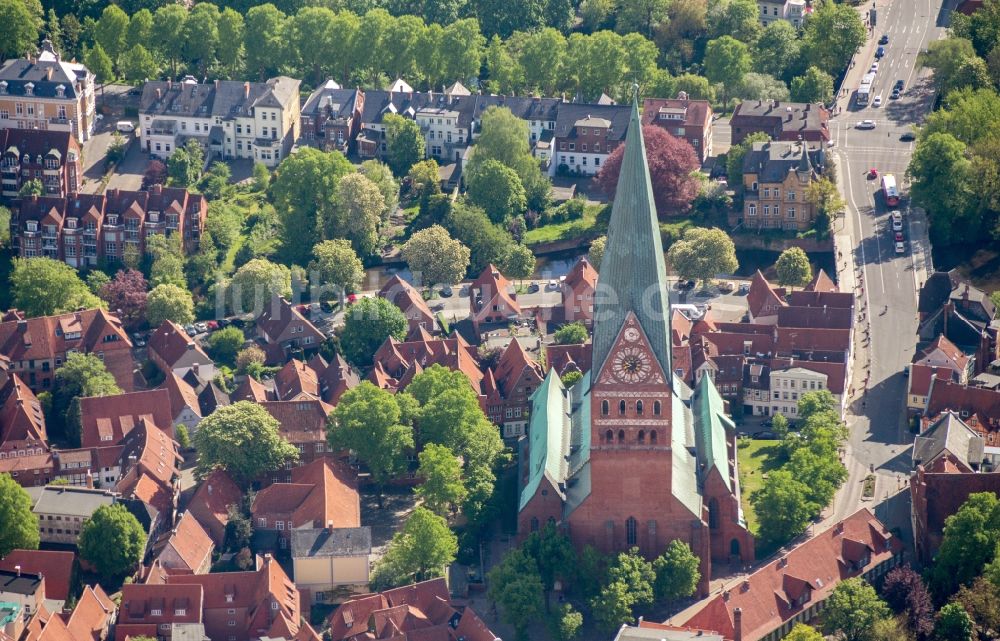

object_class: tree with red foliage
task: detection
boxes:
[594,125,701,217]
[99,269,148,330]
[142,160,167,190]
[882,565,933,640]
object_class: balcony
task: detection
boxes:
[49,117,69,125]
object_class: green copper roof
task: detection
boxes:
[519,368,570,511]
[692,373,735,491]
[591,95,673,378]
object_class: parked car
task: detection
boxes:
[880,34,890,44]
[894,232,904,242]
[891,210,903,231]
[546,279,559,291]
[876,46,885,58]
[116,121,135,133]
[527,282,540,293]
[184,324,197,336]
[857,119,877,129]
[217,318,231,328]
[738,283,750,294]
[346,293,358,303]
[131,335,146,348]
[755,431,777,440]
[194,322,208,333]
[206,320,219,330]
[870,62,879,73]
[873,94,883,107]
[440,285,453,297]
[895,241,906,254]
[718,281,735,293]
[681,279,696,290]
[900,131,916,141]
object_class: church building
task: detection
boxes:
[516,97,754,595]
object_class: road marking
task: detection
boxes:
[841,153,879,329]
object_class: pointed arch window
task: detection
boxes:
[636,400,644,415]
[617,430,625,444]
[650,430,658,444]
[654,400,662,416]
[619,400,626,416]
[602,400,610,416]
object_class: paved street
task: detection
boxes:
[828,0,950,529]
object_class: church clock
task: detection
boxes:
[612,346,652,383]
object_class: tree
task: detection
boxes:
[931,492,1000,598]
[791,66,835,105]
[333,173,384,257]
[468,106,549,211]
[736,73,790,102]
[705,36,752,108]
[487,549,544,641]
[503,244,535,286]
[589,236,607,270]
[79,504,145,577]
[726,131,770,186]
[0,473,39,556]
[374,507,457,587]
[751,469,812,544]
[923,38,979,95]
[407,160,441,202]
[384,114,425,177]
[85,270,111,295]
[552,604,582,641]
[11,257,102,317]
[804,176,846,220]
[0,0,39,60]
[95,5,129,71]
[217,8,244,76]
[594,125,701,216]
[0,206,10,248]
[122,44,159,83]
[126,8,153,50]
[182,2,220,77]
[468,161,528,227]
[328,382,414,505]
[416,443,467,517]
[802,0,866,76]
[311,239,364,296]
[194,401,298,486]
[244,4,285,80]
[152,4,187,78]
[753,20,801,78]
[205,202,244,251]
[99,269,148,330]
[554,322,588,345]
[201,161,232,200]
[519,28,566,95]
[359,160,401,224]
[340,297,407,367]
[60,15,81,61]
[775,248,812,289]
[147,234,186,289]
[143,160,167,190]
[653,539,701,602]
[667,227,738,287]
[236,346,266,374]
[592,580,638,633]
[707,0,760,43]
[146,283,195,327]
[207,327,245,365]
[52,352,121,445]
[909,131,976,246]
[617,0,670,37]
[882,565,934,639]
[522,523,576,604]
[18,180,43,198]
[444,202,516,275]
[401,226,471,290]
[85,42,114,85]
[784,625,825,641]
[953,577,1000,640]
[229,258,291,316]
[271,147,354,265]
[823,578,892,641]
[168,139,204,188]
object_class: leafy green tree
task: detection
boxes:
[445,202,516,275]
[194,401,299,486]
[78,504,146,578]
[332,173,384,257]
[775,247,812,289]
[707,0,760,43]
[907,132,975,246]
[407,159,441,202]
[797,390,837,420]
[522,523,576,605]
[0,0,39,60]
[384,114,425,177]
[592,580,637,633]
[935,603,973,641]
[152,4,187,78]
[923,38,979,95]
[311,239,364,296]
[822,578,892,641]
[18,180,43,198]
[771,413,790,440]
[374,507,457,587]
[753,20,801,78]
[126,8,153,50]
[340,297,407,366]
[0,473,39,556]
[60,14,80,60]
[288,6,335,84]
[791,66,835,105]
[329,382,414,506]
[653,539,701,602]
[147,234,186,288]
[484,35,524,95]
[440,18,485,82]
[466,160,528,224]
[554,322,588,345]
[11,257,102,317]
[705,36,752,108]
[182,2,220,77]
[468,106,549,211]
[207,327,245,365]
[85,43,114,83]
[589,236,606,270]
[801,0,866,76]
[52,352,121,446]
[416,443,467,517]
[736,72,790,102]
[804,176,846,225]
[244,3,286,80]
[561,371,583,387]
[200,161,232,200]
[123,44,159,83]
[952,577,1000,638]
[271,147,354,265]
[205,202,243,251]
[553,604,582,641]
[487,549,545,641]
[95,5,129,71]
[666,227,739,286]
[85,270,111,295]
[146,283,195,327]
[229,258,291,315]
[784,625,825,641]
[751,469,812,545]
[931,492,1000,598]
[726,132,770,186]
[175,423,191,450]
[674,73,716,101]
[236,346,266,374]
[359,160,401,224]
[401,225,470,290]
[607,547,656,609]
[519,28,566,95]
[616,0,670,37]
[503,244,536,286]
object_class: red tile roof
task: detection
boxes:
[491,339,543,399]
[155,511,214,574]
[114,419,181,516]
[79,389,173,448]
[641,97,712,130]
[804,269,838,293]
[232,375,270,403]
[261,399,332,446]
[563,257,597,292]
[746,270,786,319]
[379,275,434,330]
[147,320,210,371]
[680,508,903,641]
[256,297,324,349]
[915,334,970,372]
[186,469,243,545]
[470,264,520,321]
[0,550,74,601]
[371,335,484,394]
[252,458,360,529]
[161,372,202,422]
[927,380,1000,429]
[909,363,956,398]
[0,374,48,452]
[63,585,115,641]
[275,359,320,400]
[117,582,203,641]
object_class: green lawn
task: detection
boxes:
[524,209,600,245]
[737,438,783,535]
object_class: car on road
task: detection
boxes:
[116,121,135,133]
[870,62,879,73]
[868,168,879,179]
[895,241,905,254]
[527,282,540,293]
[857,119,877,129]
[440,286,453,297]
[891,89,901,100]
[184,324,197,337]
[194,322,208,333]
[894,79,905,90]
[876,46,885,58]
[895,232,904,242]
[891,210,903,231]
[873,94,883,107]
[880,34,890,44]
[900,131,916,141]
[546,279,559,291]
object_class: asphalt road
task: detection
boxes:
[827,0,949,529]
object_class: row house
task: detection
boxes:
[0,40,97,142]
[262,400,335,474]
[150,511,214,576]
[379,275,436,335]
[736,141,823,232]
[642,94,714,163]
[551,103,631,177]
[916,270,999,374]
[184,468,243,547]
[0,128,81,200]
[730,100,830,145]
[680,508,904,641]
[484,339,545,439]
[907,335,972,414]
[0,308,133,393]
[12,185,207,267]
[25,584,116,641]
[25,485,117,545]
[0,550,75,606]
[370,334,483,397]
[139,76,301,168]
[924,379,1000,468]
[300,81,364,154]
[117,583,205,641]
[148,320,215,380]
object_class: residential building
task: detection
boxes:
[613,621,723,641]
[736,141,823,231]
[0,128,81,200]
[0,550,74,606]
[729,101,830,145]
[924,380,1000,468]
[786,0,807,26]
[251,458,362,550]
[255,297,324,365]
[907,335,972,413]
[139,76,301,167]
[148,320,215,379]
[0,374,48,462]
[78,388,173,448]
[484,339,544,439]
[369,334,483,405]
[261,400,334,473]
[299,82,364,154]
[758,0,788,24]
[0,40,96,142]
[678,508,904,641]
[116,583,204,641]
[642,94,713,162]
[162,372,204,433]
[551,103,631,176]
[0,569,44,621]
[917,270,998,373]
[328,578,496,641]
[378,275,435,335]
[561,256,598,326]
[185,469,242,546]
[0,308,133,392]
[27,585,116,641]
[517,102,753,593]
[114,418,182,524]
[25,485,116,545]
[152,511,214,576]
[11,185,208,266]
[470,264,521,331]
[290,526,371,604]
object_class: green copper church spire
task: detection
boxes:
[591,90,673,379]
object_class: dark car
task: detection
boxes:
[876,46,885,58]
[680,279,696,290]
[900,131,916,142]
[895,79,905,90]
[879,34,889,44]
[755,431,777,440]
[527,282,540,293]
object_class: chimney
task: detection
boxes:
[244,82,250,100]
[215,79,220,91]
[192,363,200,376]
[155,88,161,101]
[86,471,94,488]
[733,608,743,641]
[14,566,20,577]
[167,78,172,91]
[327,520,334,533]
[46,67,52,81]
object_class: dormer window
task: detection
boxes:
[24,82,34,96]
[55,84,65,97]
[0,81,7,94]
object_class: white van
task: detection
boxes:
[116,121,135,133]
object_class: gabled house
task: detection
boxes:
[147,321,215,380]
[291,525,371,604]
[78,389,173,448]
[736,141,823,232]
[300,82,364,153]
[561,256,598,326]
[746,270,786,324]
[116,583,204,641]
[152,511,214,576]
[0,128,81,200]
[255,297,324,365]
[0,550,74,606]
[185,469,242,547]
[908,335,972,413]
[161,372,203,433]
[642,94,713,163]
[550,102,631,176]
[25,485,116,545]
[0,374,48,459]
[379,275,435,335]
[485,339,544,439]
[470,264,521,331]
[113,418,182,522]
[261,400,333,474]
